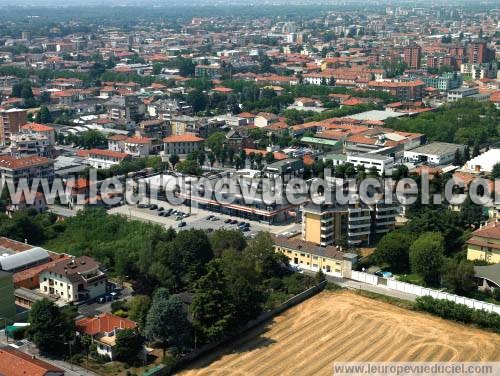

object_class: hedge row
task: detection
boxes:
[415,296,500,333]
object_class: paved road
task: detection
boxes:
[304,271,418,302]
[0,334,96,376]
[77,286,133,317]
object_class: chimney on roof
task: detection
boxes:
[24,239,27,244]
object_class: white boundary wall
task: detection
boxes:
[350,271,500,314]
[351,270,378,285]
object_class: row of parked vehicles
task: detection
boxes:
[137,203,189,227]
[206,215,251,232]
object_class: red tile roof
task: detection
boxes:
[163,134,204,143]
[76,312,137,336]
[0,237,32,253]
[490,91,500,103]
[124,136,152,144]
[0,347,64,376]
[21,123,54,132]
[0,156,52,170]
[243,148,287,160]
[212,86,234,93]
[469,221,500,241]
[107,134,128,141]
[88,149,129,159]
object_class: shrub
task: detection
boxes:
[493,289,500,302]
[415,296,500,333]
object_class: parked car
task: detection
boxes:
[137,204,148,209]
[149,204,158,210]
[230,219,238,224]
[224,218,231,224]
[206,215,213,220]
[157,207,164,211]
[177,221,186,228]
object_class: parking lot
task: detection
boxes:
[108,199,301,237]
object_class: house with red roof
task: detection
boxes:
[87,149,130,169]
[21,122,56,145]
[163,133,204,155]
[76,313,142,362]
[467,221,500,264]
[0,347,64,376]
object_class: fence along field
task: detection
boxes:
[179,291,500,376]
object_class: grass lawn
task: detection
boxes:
[396,273,425,286]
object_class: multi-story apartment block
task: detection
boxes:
[21,123,56,145]
[301,192,398,247]
[194,64,223,79]
[0,155,54,187]
[460,62,497,80]
[39,256,107,303]
[367,80,425,100]
[403,43,421,69]
[8,133,54,158]
[468,40,494,64]
[105,95,144,124]
[421,72,463,92]
[0,108,27,145]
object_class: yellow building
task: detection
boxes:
[467,222,500,264]
[272,235,357,278]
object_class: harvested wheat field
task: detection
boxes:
[179,291,500,376]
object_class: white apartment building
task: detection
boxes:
[39,256,107,303]
[347,153,394,175]
[86,149,130,169]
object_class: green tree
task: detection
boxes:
[373,230,414,272]
[176,159,202,175]
[191,260,235,343]
[126,295,151,328]
[265,152,275,164]
[145,290,192,356]
[37,106,52,124]
[219,248,265,324]
[169,154,180,169]
[187,90,208,113]
[491,162,500,179]
[209,229,247,257]
[245,232,288,279]
[460,196,484,228]
[114,329,144,365]
[441,258,476,295]
[409,232,445,285]
[27,299,76,356]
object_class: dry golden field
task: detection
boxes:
[179,291,500,376]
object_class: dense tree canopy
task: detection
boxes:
[27,299,76,356]
[385,101,499,147]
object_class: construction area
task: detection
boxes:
[179,291,500,376]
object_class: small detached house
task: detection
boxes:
[76,312,144,361]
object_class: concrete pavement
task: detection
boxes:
[304,271,418,302]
